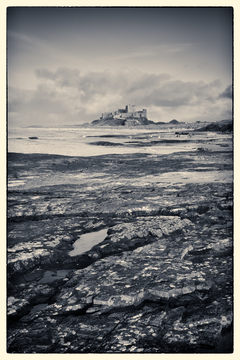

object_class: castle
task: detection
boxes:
[100,105,147,121]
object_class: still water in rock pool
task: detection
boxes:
[69,228,108,256]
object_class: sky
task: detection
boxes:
[7,7,233,127]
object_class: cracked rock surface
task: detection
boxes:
[7,134,233,353]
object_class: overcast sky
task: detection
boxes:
[7,7,232,127]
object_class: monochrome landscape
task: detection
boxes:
[7,7,233,353]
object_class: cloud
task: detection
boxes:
[9,67,232,127]
[8,84,88,127]
[219,85,232,99]
[8,31,38,48]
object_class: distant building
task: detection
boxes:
[100,105,147,121]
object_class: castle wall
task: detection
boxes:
[100,106,147,120]
[113,112,131,119]
[101,112,113,119]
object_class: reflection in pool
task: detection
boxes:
[69,228,108,257]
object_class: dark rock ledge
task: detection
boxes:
[8,211,232,353]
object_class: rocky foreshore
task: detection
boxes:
[7,134,233,353]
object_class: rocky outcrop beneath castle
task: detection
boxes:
[91,116,154,126]
[92,118,126,126]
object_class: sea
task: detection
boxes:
[8,126,231,158]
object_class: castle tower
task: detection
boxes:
[142,109,147,118]
[126,104,135,113]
